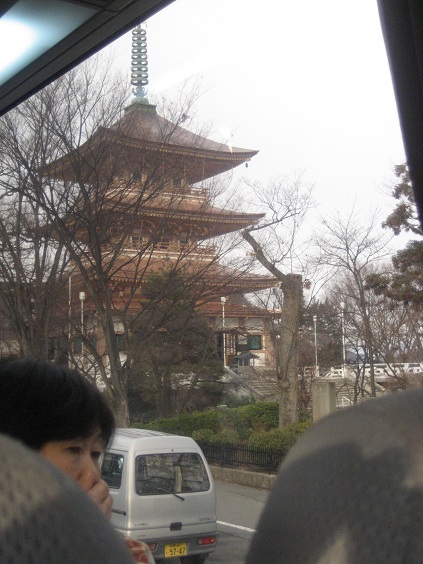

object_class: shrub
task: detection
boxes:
[235,402,279,436]
[223,396,256,408]
[212,430,240,444]
[135,409,221,436]
[133,402,280,442]
[192,428,216,442]
[248,421,311,451]
[193,428,241,445]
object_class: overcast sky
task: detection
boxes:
[108,0,405,225]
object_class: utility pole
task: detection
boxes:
[221,296,226,367]
[340,301,346,379]
[313,314,318,377]
[79,291,85,369]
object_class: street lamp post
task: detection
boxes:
[79,291,85,367]
[68,274,72,367]
[221,297,226,368]
[340,301,346,379]
[313,315,318,377]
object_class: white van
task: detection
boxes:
[101,428,217,563]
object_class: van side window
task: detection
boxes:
[101,453,124,489]
[135,453,210,496]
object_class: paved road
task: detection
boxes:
[209,480,269,563]
[164,480,269,563]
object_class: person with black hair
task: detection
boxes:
[0,357,115,517]
[0,357,155,563]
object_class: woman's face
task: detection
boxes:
[39,430,103,483]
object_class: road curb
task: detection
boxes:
[210,465,277,490]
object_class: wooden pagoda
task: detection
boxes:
[44,29,277,370]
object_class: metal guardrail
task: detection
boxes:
[197,441,288,474]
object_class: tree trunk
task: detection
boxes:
[241,229,303,428]
[279,273,302,427]
[112,391,130,427]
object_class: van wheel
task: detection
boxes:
[180,556,208,564]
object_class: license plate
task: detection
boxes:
[164,543,188,557]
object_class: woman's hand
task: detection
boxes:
[78,469,113,519]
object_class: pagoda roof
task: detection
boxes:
[198,293,273,318]
[205,264,278,294]
[110,101,258,182]
[103,255,278,295]
[113,191,265,236]
[44,100,258,184]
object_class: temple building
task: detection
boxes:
[44,26,278,376]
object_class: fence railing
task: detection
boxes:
[197,441,288,474]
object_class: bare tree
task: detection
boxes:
[324,263,422,397]
[0,57,259,425]
[297,299,344,413]
[314,208,394,396]
[241,175,315,427]
[0,86,74,359]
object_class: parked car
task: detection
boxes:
[101,428,217,563]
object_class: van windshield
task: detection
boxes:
[135,453,210,496]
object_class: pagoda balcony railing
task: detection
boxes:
[106,181,208,201]
[150,186,208,202]
[121,242,217,258]
[153,241,217,254]
[195,243,217,255]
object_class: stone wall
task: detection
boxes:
[210,465,277,490]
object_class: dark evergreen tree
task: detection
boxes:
[367,164,423,307]
[129,269,223,418]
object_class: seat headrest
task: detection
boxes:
[0,433,133,563]
[246,389,423,563]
